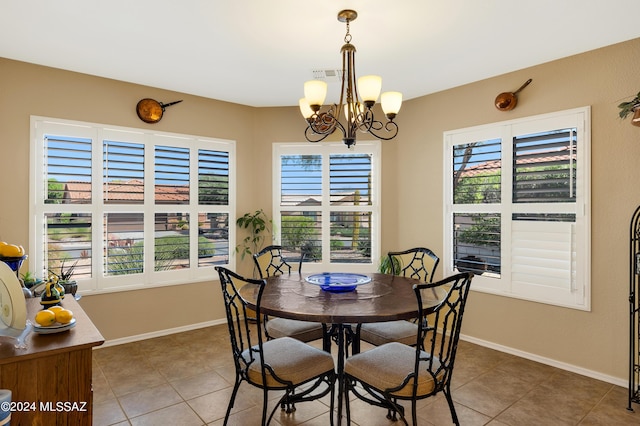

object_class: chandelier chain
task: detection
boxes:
[344,19,352,44]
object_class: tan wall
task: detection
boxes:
[1,37,638,381]
[0,59,259,340]
[395,38,640,382]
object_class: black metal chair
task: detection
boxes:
[344,272,473,426]
[253,245,330,350]
[253,245,303,276]
[215,266,336,426]
[357,247,440,350]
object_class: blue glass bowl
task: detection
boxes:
[305,273,372,292]
[0,255,27,273]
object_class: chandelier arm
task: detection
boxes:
[352,109,374,131]
[305,112,348,141]
[304,126,332,143]
[351,110,398,140]
[364,120,399,141]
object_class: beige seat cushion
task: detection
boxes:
[266,318,325,342]
[345,342,442,398]
[359,320,418,346]
[242,336,335,388]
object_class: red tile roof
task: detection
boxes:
[63,180,190,202]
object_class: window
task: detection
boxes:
[443,107,590,310]
[31,117,235,293]
[273,142,380,273]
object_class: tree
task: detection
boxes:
[198,175,229,204]
[47,179,64,204]
[454,172,501,204]
[281,215,315,250]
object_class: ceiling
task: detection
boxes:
[2,1,640,108]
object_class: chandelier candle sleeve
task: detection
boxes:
[300,9,402,148]
[299,98,315,119]
[358,75,382,105]
[381,91,403,119]
[304,80,328,110]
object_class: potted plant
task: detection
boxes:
[378,255,400,275]
[618,91,640,126]
[235,209,274,279]
[235,209,272,260]
[49,259,79,297]
[20,271,37,288]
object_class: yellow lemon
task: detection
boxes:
[55,309,73,324]
[48,306,64,315]
[1,244,24,257]
[35,309,56,327]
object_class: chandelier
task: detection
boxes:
[299,9,402,148]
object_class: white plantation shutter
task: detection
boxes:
[512,129,577,203]
[32,116,235,293]
[274,142,381,272]
[46,135,93,204]
[155,145,190,205]
[198,149,230,206]
[329,153,373,263]
[43,134,93,280]
[103,140,144,204]
[511,220,575,301]
[444,107,590,310]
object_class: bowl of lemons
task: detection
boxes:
[34,306,75,334]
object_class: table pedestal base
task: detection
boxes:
[326,323,360,425]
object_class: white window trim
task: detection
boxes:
[443,107,591,310]
[272,141,381,274]
[30,116,236,295]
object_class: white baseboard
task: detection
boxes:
[460,333,626,388]
[95,318,228,349]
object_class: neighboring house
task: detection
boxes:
[59,180,214,235]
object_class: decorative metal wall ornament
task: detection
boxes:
[299,10,402,148]
[136,98,183,123]
[494,79,532,111]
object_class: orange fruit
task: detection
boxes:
[35,309,56,326]
[55,309,73,324]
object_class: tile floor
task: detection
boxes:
[92,324,639,425]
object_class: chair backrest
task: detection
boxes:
[388,247,440,283]
[414,272,473,395]
[253,245,302,278]
[215,266,266,372]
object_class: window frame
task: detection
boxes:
[272,141,381,273]
[443,107,591,310]
[30,116,236,294]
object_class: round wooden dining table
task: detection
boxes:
[238,272,447,425]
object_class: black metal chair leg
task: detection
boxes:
[224,378,241,425]
[261,388,269,426]
[444,386,460,426]
[412,400,418,426]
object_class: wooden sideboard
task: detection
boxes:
[0,296,104,425]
